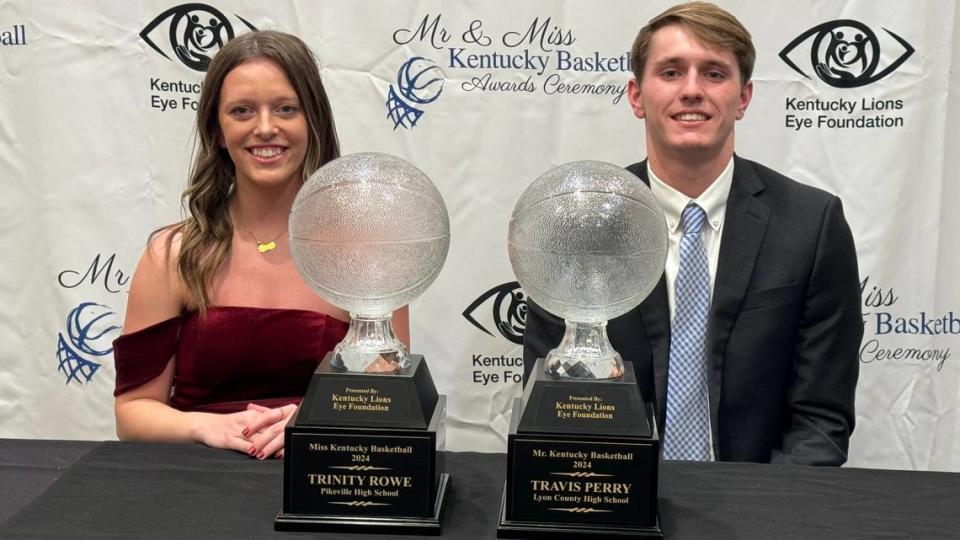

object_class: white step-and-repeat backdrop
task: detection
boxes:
[1,1,957,471]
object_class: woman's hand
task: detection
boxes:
[242,403,298,459]
[191,409,263,453]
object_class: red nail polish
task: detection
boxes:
[257,452,265,460]
[247,446,256,456]
[241,428,249,437]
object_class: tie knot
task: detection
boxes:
[681,203,706,234]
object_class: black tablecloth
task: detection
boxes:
[1,439,959,539]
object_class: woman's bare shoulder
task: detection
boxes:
[123,224,189,333]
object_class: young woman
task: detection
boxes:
[113,31,409,459]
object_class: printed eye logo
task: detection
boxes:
[463,281,528,345]
[386,57,444,129]
[140,3,257,72]
[56,302,121,385]
[780,19,914,88]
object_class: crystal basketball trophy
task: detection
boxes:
[498,161,668,538]
[275,152,451,534]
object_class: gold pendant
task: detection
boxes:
[257,241,277,253]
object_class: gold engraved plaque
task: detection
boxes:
[330,386,394,414]
[508,439,654,524]
[287,433,432,517]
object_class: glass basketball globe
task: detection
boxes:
[508,160,667,379]
[290,152,450,372]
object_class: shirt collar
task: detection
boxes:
[647,157,734,234]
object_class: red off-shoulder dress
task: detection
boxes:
[112,306,348,413]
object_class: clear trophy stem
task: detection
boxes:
[544,319,624,379]
[332,313,409,372]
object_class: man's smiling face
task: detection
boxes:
[628,24,753,161]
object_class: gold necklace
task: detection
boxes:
[240,223,287,253]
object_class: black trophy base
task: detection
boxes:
[499,358,662,538]
[278,353,448,533]
[275,473,451,535]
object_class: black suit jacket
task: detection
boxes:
[523,156,862,465]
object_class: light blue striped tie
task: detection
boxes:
[663,203,711,461]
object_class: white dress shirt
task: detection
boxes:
[647,157,734,460]
[648,158,734,319]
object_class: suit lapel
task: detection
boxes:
[708,156,769,451]
[639,277,670,430]
[627,161,671,428]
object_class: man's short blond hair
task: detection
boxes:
[630,2,756,86]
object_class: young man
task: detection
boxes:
[523,2,862,465]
